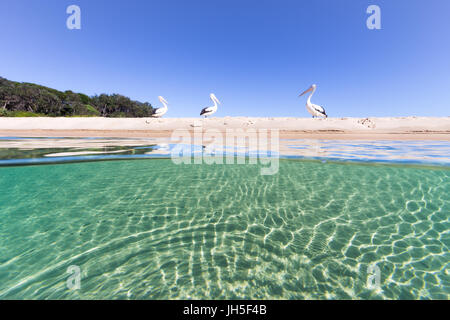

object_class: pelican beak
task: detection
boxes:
[299,87,312,97]
[212,95,221,104]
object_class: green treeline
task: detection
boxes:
[0,77,154,117]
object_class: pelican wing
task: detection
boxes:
[312,104,327,116]
[200,107,213,116]
[152,108,164,115]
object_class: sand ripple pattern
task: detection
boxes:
[0,159,449,299]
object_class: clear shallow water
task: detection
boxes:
[0,137,450,166]
[0,138,449,299]
[284,140,450,166]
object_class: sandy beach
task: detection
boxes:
[0,116,449,140]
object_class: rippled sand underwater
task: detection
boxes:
[0,157,448,299]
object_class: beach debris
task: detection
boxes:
[358,118,376,128]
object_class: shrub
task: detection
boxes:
[0,76,154,117]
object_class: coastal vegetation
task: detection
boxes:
[0,77,154,117]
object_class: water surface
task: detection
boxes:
[0,138,448,299]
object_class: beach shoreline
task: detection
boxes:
[0,116,449,140]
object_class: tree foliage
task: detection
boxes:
[0,77,154,117]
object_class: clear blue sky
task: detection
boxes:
[0,0,449,117]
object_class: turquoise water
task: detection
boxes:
[0,139,449,299]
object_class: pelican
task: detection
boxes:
[299,84,327,118]
[200,93,220,118]
[150,96,169,118]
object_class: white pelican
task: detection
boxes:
[151,96,169,118]
[200,93,220,118]
[299,84,327,118]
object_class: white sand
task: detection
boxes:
[0,117,449,140]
